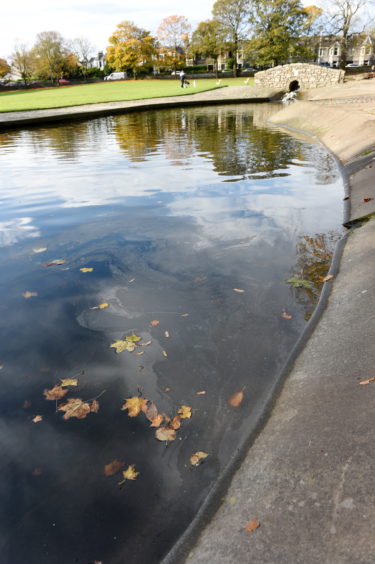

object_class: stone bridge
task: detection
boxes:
[254,63,345,91]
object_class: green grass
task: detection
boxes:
[0,77,254,113]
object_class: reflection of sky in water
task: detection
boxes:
[0,105,343,563]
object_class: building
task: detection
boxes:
[317,33,375,67]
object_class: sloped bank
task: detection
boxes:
[164,91,375,563]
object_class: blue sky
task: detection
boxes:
[0,0,214,59]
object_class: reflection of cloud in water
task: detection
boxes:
[0,217,40,247]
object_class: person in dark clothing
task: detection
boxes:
[179,70,185,88]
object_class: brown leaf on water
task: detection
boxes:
[164,387,172,392]
[32,415,43,423]
[164,330,170,338]
[104,459,124,476]
[121,397,148,417]
[90,400,100,413]
[177,405,192,419]
[60,378,78,387]
[359,377,375,385]
[363,197,374,203]
[80,267,94,273]
[58,398,93,420]
[196,390,206,395]
[43,385,68,401]
[150,320,160,326]
[169,416,181,430]
[155,426,176,442]
[228,390,244,407]
[144,401,158,422]
[136,351,145,356]
[322,274,334,282]
[281,310,293,319]
[245,520,260,532]
[22,291,38,299]
[233,288,245,293]
[23,400,31,409]
[150,414,164,428]
[32,467,43,476]
[190,451,209,466]
[43,259,67,267]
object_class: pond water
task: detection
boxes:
[0,104,343,564]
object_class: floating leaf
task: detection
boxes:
[32,415,43,423]
[245,520,260,532]
[155,427,176,442]
[23,400,31,409]
[177,405,192,419]
[281,310,293,319]
[140,340,152,347]
[32,247,47,253]
[80,267,94,273]
[121,397,148,417]
[127,333,142,342]
[150,414,164,428]
[43,385,68,401]
[359,377,375,386]
[58,397,96,420]
[110,335,140,353]
[196,390,206,395]
[150,320,160,326]
[22,291,38,299]
[118,465,139,485]
[190,451,209,466]
[128,278,136,283]
[144,401,158,423]
[90,400,100,413]
[90,302,109,310]
[104,459,124,476]
[60,378,78,387]
[136,351,145,356]
[164,387,172,392]
[228,390,244,407]
[164,330,170,338]
[169,416,181,430]
[43,259,66,267]
[162,350,168,358]
[233,288,245,293]
[180,313,190,317]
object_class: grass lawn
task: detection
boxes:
[0,77,254,113]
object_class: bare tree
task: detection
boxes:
[10,43,35,84]
[325,0,368,68]
[70,37,95,77]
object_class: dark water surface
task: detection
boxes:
[0,104,343,563]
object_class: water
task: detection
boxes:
[0,104,343,563]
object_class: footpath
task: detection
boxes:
[1,80,375,563]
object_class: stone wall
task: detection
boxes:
[254,63,345,90]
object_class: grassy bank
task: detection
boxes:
[0,78,254,113]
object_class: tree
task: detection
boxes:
[70,37,95,77]
[325,0,368,68]
[32,31,76,82]
[190,20,224,76]
[10,44,35,84]
[212,0,252,76]
[248,0,311,66]
[157,15,191,70]
[0,58,11,78]
[107,21,158,78]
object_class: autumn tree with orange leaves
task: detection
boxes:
[157,15,191,70]
[107,21,158,78]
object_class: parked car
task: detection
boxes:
[345,63,358,67]
[104,72,127,81]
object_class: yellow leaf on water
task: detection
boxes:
[177,405,192,419]
[98,302,109,309]
[58,398,93,420]
[190,451,209,466]
[60,378,78,387]
[121,397,148,417]
[155,427,176,442]
[110,338,137,353]
[118,464,139,485]
[22,291,38,299]
[80,267,94,273]
[162,350,168,358]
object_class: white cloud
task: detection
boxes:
[0,0,213,58]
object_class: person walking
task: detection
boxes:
[179,69,185,88]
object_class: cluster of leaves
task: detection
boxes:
[42,378,100,420]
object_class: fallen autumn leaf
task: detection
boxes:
[245,520,260,532]
[155,427,176,442]
[22,291,38,299]
[121,397,148,417]
[43,385,68,401]
[228,390,244,407]
[104,459,124,476]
